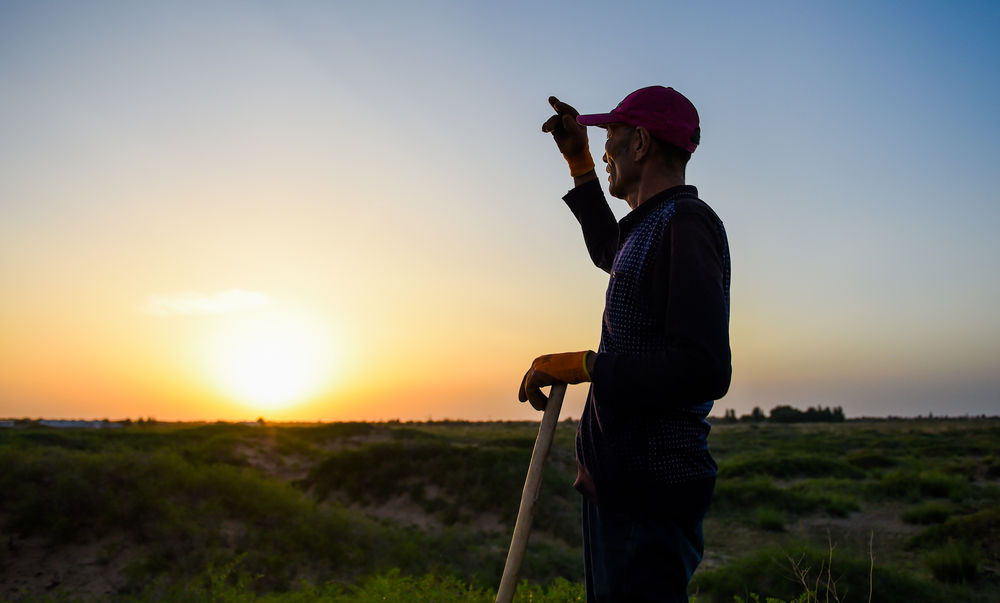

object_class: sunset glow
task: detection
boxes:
[201,312,338,412]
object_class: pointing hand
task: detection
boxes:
[542,96,595,177]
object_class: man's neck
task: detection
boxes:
[628,170,686,210]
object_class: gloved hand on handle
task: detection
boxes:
[518,350,595,411]
[541,97,595,177]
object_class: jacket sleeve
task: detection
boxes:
[562,178,619,274]
[592,208,732,408]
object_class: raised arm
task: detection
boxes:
[542,96,617,272]
[563,180,618,273]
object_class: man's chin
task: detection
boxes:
[608,179,625,200]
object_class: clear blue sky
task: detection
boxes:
[2,1,998,420]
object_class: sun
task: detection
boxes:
[203,312,336,411]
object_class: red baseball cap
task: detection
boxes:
[577,86,701,153]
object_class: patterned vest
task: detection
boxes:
[578,194,730,494]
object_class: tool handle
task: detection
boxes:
[496,382,567,603]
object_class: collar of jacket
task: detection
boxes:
[618,184,700,239]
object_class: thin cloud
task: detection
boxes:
[144,290,271,316]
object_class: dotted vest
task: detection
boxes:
[579,195,729,490]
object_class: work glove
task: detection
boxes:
[541,96,595,177]
[518,350,594,411]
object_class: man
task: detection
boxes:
[518,86,731,602]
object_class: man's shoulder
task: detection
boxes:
[669,195,723,227]
[670,194,714,215]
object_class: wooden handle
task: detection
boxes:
[496,382,567,603]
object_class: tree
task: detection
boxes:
[768,404,847,423]
[769,405,803,423]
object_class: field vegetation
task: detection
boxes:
[1,417,997,601]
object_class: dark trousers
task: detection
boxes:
[582,498,705,602]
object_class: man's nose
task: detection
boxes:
[602,153,608,164]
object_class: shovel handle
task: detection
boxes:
[496,382,567,603]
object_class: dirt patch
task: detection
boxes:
[310,427,395,453]
[234,427,398,483]
[1,531,140,600]
[328,489,506,536]
[234,442,310,482]
[345,495,445,531]
[789,505,922,562]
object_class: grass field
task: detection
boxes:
[1,418,998,601]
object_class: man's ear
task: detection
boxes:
[632,126,655,162]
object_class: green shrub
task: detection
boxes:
[732,594,809,603]
[823,495,859,518]
[983,455,1000,479]
[712,477,858,519]
[845,449,897,470]
[787,480,860,517]
[878,470,969,501]
[755,507,787,532]
[901,502,953,525]
[721,452,863,480]
[923,541,979,583]
[691,545,959,603]
[711,477,797,513]
[909,507,1000,564]
[333,569,493,602]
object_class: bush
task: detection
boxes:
[733,595,809,603]
[721,452,863,480]
[691,545,959,603]
[712,477,859,519]
[878,470,969,501]
[845,450,897,470]
[788,480,860,517]
[983,455,1000,479]
[909,507,1000,565]
[924,541,979,583]
[901,502,953,525]
[335,570,493,602]
[755,507,787,532]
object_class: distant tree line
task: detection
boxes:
[718,405,845,423]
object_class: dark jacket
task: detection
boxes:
[564,179,731,515]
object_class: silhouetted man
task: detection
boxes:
[519,86,731,602]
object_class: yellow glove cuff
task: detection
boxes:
[565,149,595,177]
[533,350,594,384]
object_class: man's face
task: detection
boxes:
[602,123,637,201]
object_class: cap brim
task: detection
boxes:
[576,112,620,127]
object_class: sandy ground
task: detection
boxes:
[1,528,138,600]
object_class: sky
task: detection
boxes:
[2,0,998,422]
